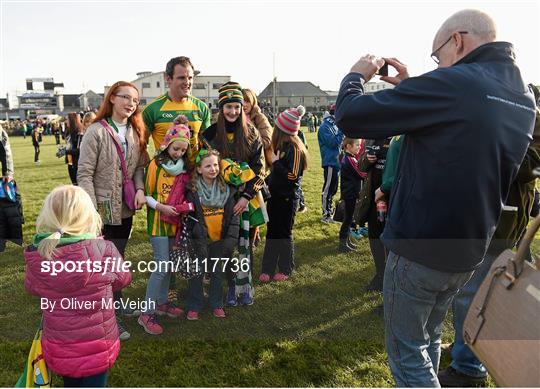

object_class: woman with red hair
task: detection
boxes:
[78,81,149,340]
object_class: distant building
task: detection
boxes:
[79,90,103,111]
[61,94,81,112]
[131,71,166,106]
[131,71,230,109]
[324,90,339,104]
[191,75,230,109]
[258,81,333,113]
[17,77,64,119]
[0,97,20,120]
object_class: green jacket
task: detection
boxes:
[488,107,540,255]
[380,135,404,198]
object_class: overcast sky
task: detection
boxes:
[1,0,538,96]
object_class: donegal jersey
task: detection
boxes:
[142,93,211,164]
[201,205,224,242]
[144,159,178,236]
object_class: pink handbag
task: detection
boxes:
[100,120,137,211]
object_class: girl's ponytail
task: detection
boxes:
[38,230,63,260]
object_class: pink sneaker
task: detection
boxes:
[259,273,271,283]
[186,310,199,321]
[273,273,289,281]
[138,313,163,335]
[156,303,184,318]
[213,308,226,318]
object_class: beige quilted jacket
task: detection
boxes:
[249,105,273,170]
[77,121,149,225]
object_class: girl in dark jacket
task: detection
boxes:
[201,82,264,306]
[338,137,365,252]
[185,149,239,320]
[260,106,308,282]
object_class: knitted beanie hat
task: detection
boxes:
[276,105,306,135]
[218,81,244,108]
[160,114,191,151]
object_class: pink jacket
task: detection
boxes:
[24,238,132,378]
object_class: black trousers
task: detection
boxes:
[0,199,23,252]
[339,198,357,239]
[33,145,40,162]
[367,204,387,279]
[103,217,133,301]
[67,164,78,185]
[261,195,296,276]
[321,166,339,217]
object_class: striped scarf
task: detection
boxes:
[236,210,253,298]
[220,158,258,299]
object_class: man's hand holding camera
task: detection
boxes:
[365,145,380,164]
[366,154,378,163]
[350,55,410,85]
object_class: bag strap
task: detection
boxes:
[100,119,130,182]
[510,214,540,279]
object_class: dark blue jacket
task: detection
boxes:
[340,153,363,201]
[317,116,344,168]
[335,42,536,272]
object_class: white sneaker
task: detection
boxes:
[116,317,131,341]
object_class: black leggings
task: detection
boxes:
[261,195,296,276]
[34,145,40,162]
[339,198,357,239]
[103,217,133,302]
[68,165,78,185]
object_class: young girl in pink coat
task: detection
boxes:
[24,185,132,387]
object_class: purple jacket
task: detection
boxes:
[24,238,131,378]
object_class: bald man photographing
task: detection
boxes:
[335,9,536,387]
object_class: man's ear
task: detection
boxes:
[454,32,467,56]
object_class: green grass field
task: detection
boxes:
[0,131,471,387]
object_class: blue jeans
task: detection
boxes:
[144,236,175,314]
[450,253,495,378]
[383,252,473,387]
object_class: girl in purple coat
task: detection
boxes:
[24,185,132,387]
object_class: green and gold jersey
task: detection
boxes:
[144,159,178,237]
[142,93,211,164]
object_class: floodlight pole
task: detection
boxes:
[272,52,277,116]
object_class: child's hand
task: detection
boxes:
[135,190,146,209]
[233,197,249,216]
[374,187,385,203]
[158,203,179,217]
